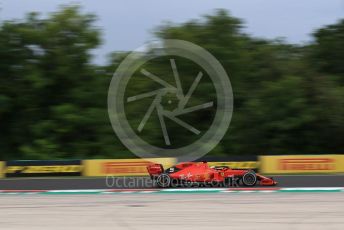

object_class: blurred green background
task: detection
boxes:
[0,6,343,160]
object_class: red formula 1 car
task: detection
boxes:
[147,161,277,188]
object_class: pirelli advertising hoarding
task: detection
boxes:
[83,158,176,177]
[259,155,344,174]
[0,161,4,178]
[5,160,83,177]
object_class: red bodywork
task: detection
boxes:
[147,161,277,187]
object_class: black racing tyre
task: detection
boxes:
[156,174,171,188]
[242,171,257,186]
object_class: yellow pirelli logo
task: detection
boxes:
[6,165,83,174]
[83,158,176,176]
[0,161,4,178]
[259,155,344,174]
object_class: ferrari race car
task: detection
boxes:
[147,161,277,188]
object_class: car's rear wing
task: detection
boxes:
[146,163,164,178]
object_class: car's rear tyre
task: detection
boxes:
[242,171,257,186]
[156,174,171,188]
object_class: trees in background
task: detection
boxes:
[0,7,343,160]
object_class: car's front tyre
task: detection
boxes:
[242,171,257,186]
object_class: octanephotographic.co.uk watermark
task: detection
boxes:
[108,39,233,162]
[105,175,240,188]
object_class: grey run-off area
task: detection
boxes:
[1,175,344,190]
[0,193,343,230]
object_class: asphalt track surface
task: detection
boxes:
[0,175,344,190]
[1,193,343,230]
